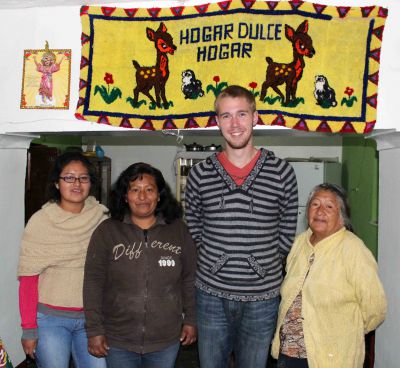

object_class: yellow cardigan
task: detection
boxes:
[271,227,387,368]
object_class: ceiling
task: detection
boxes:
[0,0,177,9]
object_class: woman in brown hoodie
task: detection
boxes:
[83,162,197,368]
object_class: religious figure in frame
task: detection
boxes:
[21,41,71,109]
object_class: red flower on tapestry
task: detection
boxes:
[104,73,114,85]
[248,82,259,97]
[206,75,227,97]
[344,87,354,97]
[95,72,122,104]
[341,87,357,107]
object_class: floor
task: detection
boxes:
[175,343,200,368]
[20,332,375,368]
[175,344,278,368]
[22,348,200,368]
[22,343,277,368]
[23,345,201,368]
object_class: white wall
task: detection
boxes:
[0,136,33,365]
[374,134,400,368]
[106,146,180,188]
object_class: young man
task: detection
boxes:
[185,85,298,368]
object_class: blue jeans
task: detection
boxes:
[35,312,106,368]
[105,342,180,368]
[197,289,279,368]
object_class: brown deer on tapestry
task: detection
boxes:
[132,22,177,109]
[259,20,315,106]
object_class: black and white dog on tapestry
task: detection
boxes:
[181,69,204,100]
[314,75,337,108]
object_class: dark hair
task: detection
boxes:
[307,183,353,232]
[214,85,256,114]
[110,162,182,223]
[45,151,97,203]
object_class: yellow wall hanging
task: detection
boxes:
[76,1,388,133]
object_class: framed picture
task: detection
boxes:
[20,41,71,109]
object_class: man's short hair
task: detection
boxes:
[214,85,256,114]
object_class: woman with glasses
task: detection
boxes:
[17,151,108,368]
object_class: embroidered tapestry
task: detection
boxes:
[76,1,388,133]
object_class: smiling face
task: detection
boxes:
[216,96,258,151]
[58,160,91,213]
[126,173,159,228]
[308,190,344,244]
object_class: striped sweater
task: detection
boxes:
[185,148,298,301]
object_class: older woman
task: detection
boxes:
[83,162,197,368]
[272,183,387,368]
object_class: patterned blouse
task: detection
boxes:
[279,253,315,358]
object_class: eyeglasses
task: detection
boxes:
[59,175,91,184]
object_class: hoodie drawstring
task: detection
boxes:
[249,186,254,213]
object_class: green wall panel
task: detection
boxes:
[342,137,378,258]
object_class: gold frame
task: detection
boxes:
[20,43,71,110]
